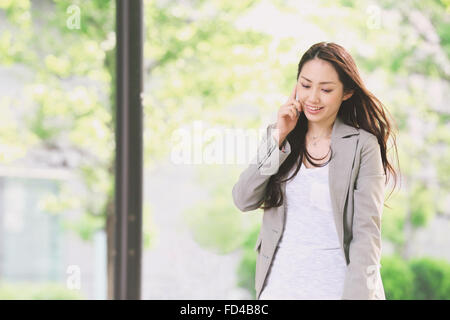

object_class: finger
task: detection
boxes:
[288,100,300,114]
[283,108,293,120]
[282,107,294,120]
[289,107,296,120]
[291,105,298,118]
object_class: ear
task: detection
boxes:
[342,89,354,101]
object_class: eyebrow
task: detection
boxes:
[301,76,336,85]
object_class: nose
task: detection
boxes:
[306,88,321,105]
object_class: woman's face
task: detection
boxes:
[296,58,353,125]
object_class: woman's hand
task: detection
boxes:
[273,83,303,146]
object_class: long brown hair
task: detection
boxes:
[259,42,400,210]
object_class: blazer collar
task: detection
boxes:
[331,115,359,140]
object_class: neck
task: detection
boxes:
[307,118,335,138]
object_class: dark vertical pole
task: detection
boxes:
[114,0,143,300]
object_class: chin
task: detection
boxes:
[305,113,325,120]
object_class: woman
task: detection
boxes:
[232,42,399,300]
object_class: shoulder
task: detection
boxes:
[357,128,379,148]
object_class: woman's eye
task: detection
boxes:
[301,84,332,93]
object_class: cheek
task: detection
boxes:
[324,93,341,106]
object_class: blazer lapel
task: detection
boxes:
[328,116,359,248]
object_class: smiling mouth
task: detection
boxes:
[306,104,324,111]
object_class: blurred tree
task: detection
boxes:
[1,0,117,298]
[0,0,280,298]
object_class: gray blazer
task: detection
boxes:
[232,116,386,300]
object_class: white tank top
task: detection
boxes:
[259,161,347,300]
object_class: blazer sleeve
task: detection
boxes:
[342,134,387,300]
[232,123,291,212]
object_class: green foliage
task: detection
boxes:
[435,148,450,189]
[0,282,85,299]
[0,97,37,162]
[380,255,415,299]
[409,257,450,300]
[381,255,450,300]
[409,182,435,227]
[62,211,104,241]
[382,191,407,247]
[143,0,274,165]
[0,0,32,29]
[0,0,116,244]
